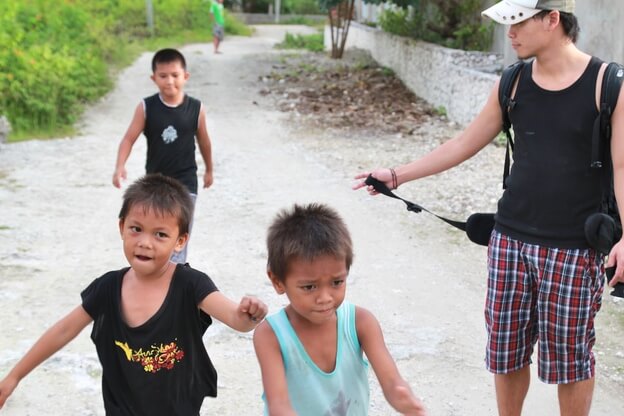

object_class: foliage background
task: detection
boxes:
[0,0,249,141]
[241,0,322,14]
[1,0,493,140]
[367,0,493,51]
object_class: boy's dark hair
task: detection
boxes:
[535,10,579,43]
[267,203,353,282]
[119,174,193,235]
[151,48,187,72]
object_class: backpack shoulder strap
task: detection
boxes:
[498,60,525,189]
[499,60,525,133]
[591,62,624,168]
[601,62,624,130]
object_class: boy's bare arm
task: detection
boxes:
[199,291,266,332]
[253,322,296,416]
[196,106,213,189]
[113,103,146,188]
[356,307,428,416]
[0,306,93,409]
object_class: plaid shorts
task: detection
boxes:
[485,231,604,384]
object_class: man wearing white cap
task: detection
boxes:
[355,1,624,415]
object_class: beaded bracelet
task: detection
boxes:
[390,168,398,190]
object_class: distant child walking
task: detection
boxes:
[0,174,267,415]
[112,48,213,264]
[210,0,225,54]
[253,203,428,415]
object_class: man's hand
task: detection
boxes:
[353,168,394,194]
[607,238,624,286]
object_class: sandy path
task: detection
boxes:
[0,25,622,415]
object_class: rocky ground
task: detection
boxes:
[257,49,506,216]
[259,50,439,136]
[0,26,622,415]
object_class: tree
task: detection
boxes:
[318,0,355,59]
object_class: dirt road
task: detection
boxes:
[0,25,622,415]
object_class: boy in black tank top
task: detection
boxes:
[112,48,214,264]
[354,1,624,415]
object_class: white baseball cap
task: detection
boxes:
[482,0,575,24]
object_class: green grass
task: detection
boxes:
[8,126,78,143]
[281,16,326,29]
[276,33,324,53]
[2,4,252,143]
[225,13,254,36]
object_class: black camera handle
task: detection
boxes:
[605,267,624,298]
[365,175,624,298]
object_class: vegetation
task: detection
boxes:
[241,0,322,14]
[282,0,324,14]
[276,33,324,52]
[0,0,250,142]
[367,0,493,51]
[282,16,326,28]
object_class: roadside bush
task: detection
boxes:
[0,0,249,141]
[242,0,272,13]
[283,0,323,15]
[374,0,493,51]
[0,2,110,134]
[242,0,322,14]
[276,33,324,52]
[378,7,413,38]
[225,11,254,36]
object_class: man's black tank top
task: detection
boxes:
[495,57,603,248]
[143,94,201,194]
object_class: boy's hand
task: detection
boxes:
[112,167,127,188]
[0,375,19,409]
[237,296,268,323]
[203,171,214,189]
[393,385,428,416]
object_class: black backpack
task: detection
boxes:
[498,60,624,255]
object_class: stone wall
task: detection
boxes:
[326,23,500,126]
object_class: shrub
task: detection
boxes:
[378,7,413,38]
[283,0,323,15]
[0,2,110,133]
[276,33,324,52]
[371,0,493,51]
[0,0,250,140]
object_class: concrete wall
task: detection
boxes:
[576,0,624,63]
[327,23,499,126]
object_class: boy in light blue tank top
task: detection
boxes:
[253,203,427,415]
